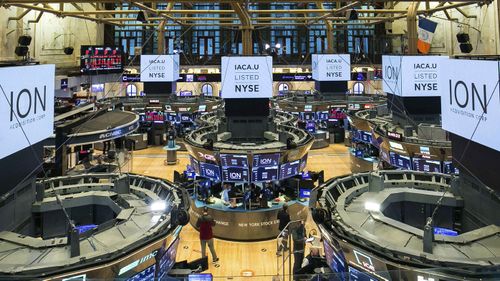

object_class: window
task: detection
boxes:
[201,83,213,96]
[278,83,289,92]
[126,84,138,96]
[352,82,365,95]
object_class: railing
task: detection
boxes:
[275,219,303,281]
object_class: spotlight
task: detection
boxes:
[15,46,29,57]
[275,43,281,49]
[150,200,167,212]
[136,10,147,23]
[264,43,270,50]
[64,47,74,55]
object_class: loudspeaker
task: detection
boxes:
[136,11,147,23]
[456,33,470,43]
[346,9,358,20]
[64,47,74,55]
[459,43,473,53]
[15,46,29,56]
[18,35,32,46]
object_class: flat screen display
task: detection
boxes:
[156,238,180,280]
[125,265,155,281]
[144,111,166,123]
[252,153,280,167]
[443,161,459,175]
[180,114,191,122]
[323,240,347,281]
[279,160,300,179]
[299,154,308,171]
[251,166,279,182]
[222,166,249,182]
[302,112,315,120]
[389,152,412,170]
[198,105,207,112]
[199,162,221,181]
[348,267,380,281]
[317,111,329,120]
[304,105,313,112]
[188,274,213,281]
[412,158,441,173]
[80,46,122,74]
[220,154,248,167]
[434,227,458,236]
[167,113,177,122]
[360,131,372,143]
[306,121,316,133]
[190,157,200,175]
[179,91,192,97]
[299,189,311,198]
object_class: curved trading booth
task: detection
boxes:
[184,109,314,241]
[101,95,223,148]
[0,173,190,281]
[272,91,386,149]
[348,104,454,175]
[311,170,500,280]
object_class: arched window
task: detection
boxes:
[352,82,365,95]
[278,83,289,92]
[201,83,213,96]
[126,84,137,96]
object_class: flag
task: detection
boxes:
[417,17,438,54]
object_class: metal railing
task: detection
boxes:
[275,219,302,281]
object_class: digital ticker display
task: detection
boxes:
[252,153,280,167]
[279,160,300,179]
[199,163,221,181]
[252,166,279,182]
[222,166,249,182]
[389,152,412,170]
[412,158,441,173]
[220,154,248,167]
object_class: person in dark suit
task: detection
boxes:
[276,204,291,256]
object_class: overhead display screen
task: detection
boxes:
[412,158,441,173]
[220,154,248,167]
[312,54,351,81]
[0,65,55,160]
[252,153,280,167]
[140,54,180,82]
[443,161,459,175]
[323,240,347,280]
[251,166,279,182]
[389,152,412,170]
[280,160,300,179]
[222,166,249,182]
[199,163,221,181]
[80,46,122,74]
[221,56,273,99]
[441,59,500,152]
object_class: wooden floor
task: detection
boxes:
[130,144,352,280]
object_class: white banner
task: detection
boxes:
[441,59,500,152]
[221,56,273,99]
[382,55,446,97]
[0,65,55,159]
[140,54,179,82]
[312,54,351,81]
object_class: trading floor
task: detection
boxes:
[132,145,350,279]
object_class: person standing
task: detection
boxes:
[292,220,306,280]
[196,207,219,263]
[276,204,291,256]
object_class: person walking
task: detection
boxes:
[196,207,219,263]
[276,204,291,256]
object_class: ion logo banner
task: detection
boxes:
[382,55,446,97]
[221,56,273,99]
[140,55,180,82]
[0,65,55,159]
[311,54,351,81]
[441,59,500,152]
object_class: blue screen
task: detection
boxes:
[75,224,97,234]
[251,166,279,182]
[279,160,300,179]
[299,154,308,171]
[360,131,372,143]
[412,158,441,173]
[443,161,459,175]
[348,267,379,281]
[157,238,180,280]
[434,227,458,236]
[317,111,329,120]
[220,154,248,167]
[306,121,316,133]
[323,240,347,281]
[188,274,213,281]
[252,153,280,167]
[190,157,200,175]
[125,265,155,281]
[199,163,221,180]
[299,189,311,198]
[222,166,249,182]
[389,152,412,170]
